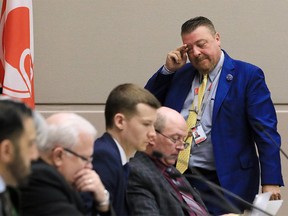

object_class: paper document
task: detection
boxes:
[249,192,283,216]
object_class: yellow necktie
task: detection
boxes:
[176,74,208,174]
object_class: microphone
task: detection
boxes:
[152,151,273,216]
[254,123,288,160]
[152,150,164,159]
[164,167,195,194]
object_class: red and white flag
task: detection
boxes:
[0,0,34,108]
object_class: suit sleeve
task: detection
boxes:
[20,164,85,216]
[145,66,175,104]
[127,169,161,216]
[246,67,284,185]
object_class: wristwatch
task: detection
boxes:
[97,189,110,207]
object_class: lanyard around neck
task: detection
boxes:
[192,66,222,121]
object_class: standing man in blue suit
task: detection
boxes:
[145,16,283,215]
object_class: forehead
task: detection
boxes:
[182,26,214,43]
[73,132,94,153]
[163,119,187,135]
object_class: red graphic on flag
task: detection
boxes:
[0,0,34,108]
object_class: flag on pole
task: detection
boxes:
[0,0,34,108]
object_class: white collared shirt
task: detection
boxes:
[0,175,6,193]
[113,138,129,166]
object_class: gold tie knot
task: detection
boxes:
[202,74,208,85]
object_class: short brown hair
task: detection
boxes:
[105,83,160,129]
[181,16,216,35]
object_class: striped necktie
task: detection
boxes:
[165,167,208,216]
[176,74,208,174]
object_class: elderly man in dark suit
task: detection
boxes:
[19,112,114,216]
[127,107,209,216]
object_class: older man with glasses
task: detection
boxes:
[127,106,209,216]
[19,112,114,216]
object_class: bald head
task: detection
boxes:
[154,107,187,133]
[39,113,97,152]
[146,107,188,166]
[46,112,80,124]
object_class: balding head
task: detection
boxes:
[146,107,188,166]
[154,107,187,133]
[37,112,98,186]
[39,113,97,152]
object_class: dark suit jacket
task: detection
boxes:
[84,132,130,216]
[145,50,284,206]
[127,152,208,216]
[19,159,113,216]
[0,186,20,216]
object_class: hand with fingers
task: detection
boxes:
[164,44,188,72]
[262,185,281,200]
[74,168,110,212]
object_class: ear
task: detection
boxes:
[0,139,15,163]
[51,147,64,167]
[114,113,126,130]
[215,32,221,46]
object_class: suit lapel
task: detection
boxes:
[212,53,235,123]
[150,161,185,207]
[137,153,183,205]
[166,66,196,113]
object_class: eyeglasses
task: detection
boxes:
[155,129,190,149]
[63,148,93,163]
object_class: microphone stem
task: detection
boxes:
[190,168,241,214]
[190,175,273,216]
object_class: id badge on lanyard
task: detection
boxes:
[191,123,207,145]
[190,83,212,145]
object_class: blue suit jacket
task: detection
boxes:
[85,132,130,216]
[145,50,284,205]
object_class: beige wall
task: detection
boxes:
[274,106,288,215]
[3,0,288,214]
[32,0,288,104]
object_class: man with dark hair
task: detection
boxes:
[84,83,161,216]
[145,16,283,215]
[0,97,39,215]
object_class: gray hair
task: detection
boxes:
[39,113,97,151]
[33,111,48,149]
[154,111,166,132]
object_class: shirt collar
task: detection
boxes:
[113,138,129,166]
[208,50,225,82]
[0,175,6,193]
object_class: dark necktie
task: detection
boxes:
[165,167,208,216]
[0,190,17,216]
[123,163,130,179]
